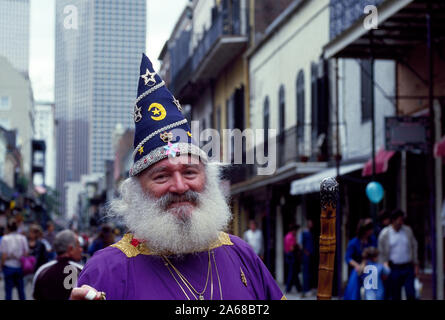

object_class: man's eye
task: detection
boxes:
[154,175,167,181]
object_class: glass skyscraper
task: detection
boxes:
[0,0,30,74]
[55,0,146,216]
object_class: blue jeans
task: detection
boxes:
[302,254,312,293]
[2,266,26,300]
[387,263,415,300]
[285,252,302,293]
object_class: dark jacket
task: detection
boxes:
[32,257,83,300]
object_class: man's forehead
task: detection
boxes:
[145,155,204,173]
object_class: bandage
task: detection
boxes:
[85,289,97,300]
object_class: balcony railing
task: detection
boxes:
[191,12,231,72]
[169,5,246,98]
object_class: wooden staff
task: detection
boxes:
[317,177,339,300]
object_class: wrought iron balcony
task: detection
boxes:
[191,11,247,82]
[169,5,248,100]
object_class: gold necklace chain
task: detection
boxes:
[212,250,223,300]
[162,259,192,300]
[162,250,211,300]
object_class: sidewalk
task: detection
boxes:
[278,283,317,300]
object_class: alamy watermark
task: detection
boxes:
[364,5,379,30]
[363,265,379,290]
[167,121,278,176]
[63,265,79,290]
[63,5,78,30]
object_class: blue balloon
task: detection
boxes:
[366,181,384,203]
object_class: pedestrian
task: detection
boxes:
[70,53,284,300]
[345,219,377,275]
[378,209,418,300]
[284,223,302,294]
[87,224,115,257]
[360,247,390,300]
[343,219,377,300]
[243,220,264,260]
[32,230,83,300]
[298,218,315,297]
[0,219,28,300]
[44,221,57,260]
[376,210,390,236]
[28,224,49,272]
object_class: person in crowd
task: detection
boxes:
[32,230,83,300]
[28,224,49,272]
[345,219,377,275]
[243,220,264,260]
[87,224,115,257]
[378,209,418,300]
[0,219,28,300]
[70,53,284,300]
[44,221,57,260]
[376,210,391,236]
[284,224,302,294]
[44,221,56,246]
[360,247,390,300]
[298,218,315,297]
[344,219,377,299]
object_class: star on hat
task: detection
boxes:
[140,68,157,86]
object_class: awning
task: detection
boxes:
[290,163,364,196]
[362,149,396,177]
[322,0,444,60]
[434,136,445,158]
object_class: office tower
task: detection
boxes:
[55,0,146,216]
[0,0,30,74]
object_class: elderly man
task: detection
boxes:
[32,230,83,300]
[71,53,284,300]
[378,209,418,300]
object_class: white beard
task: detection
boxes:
[107,162,232,255]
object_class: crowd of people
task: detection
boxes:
[243,218,317,298]
[241,208,419,301]
[0,216,120,300]
[344,209,419,300]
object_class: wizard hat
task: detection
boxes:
[129,53,206,177]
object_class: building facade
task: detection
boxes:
[55,0,146,216]
[323,0,444,299]
[0,56,34,180]
[34,102,56,188]
[0,0,30,74]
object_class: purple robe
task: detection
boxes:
[77,233,285,300]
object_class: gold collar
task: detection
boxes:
[111,232,233,258]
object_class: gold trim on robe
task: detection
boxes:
[111,232,234,258]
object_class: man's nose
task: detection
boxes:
[169,171,189,194]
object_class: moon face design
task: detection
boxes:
[148,103,167,121]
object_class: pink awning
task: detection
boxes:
[434,136,445,158]
[362,148,396,177]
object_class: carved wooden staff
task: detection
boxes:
[317,177,339,300]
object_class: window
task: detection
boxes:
[311,62,318,156]
[360,59,373,122]
[296,70,305,156]
[278,85,285,166]
[263,96,270,153]
[0,96,11,110]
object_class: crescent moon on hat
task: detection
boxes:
[148,103,167,121]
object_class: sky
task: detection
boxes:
[29,0,189,102]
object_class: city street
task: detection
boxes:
[1,0,444,301]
